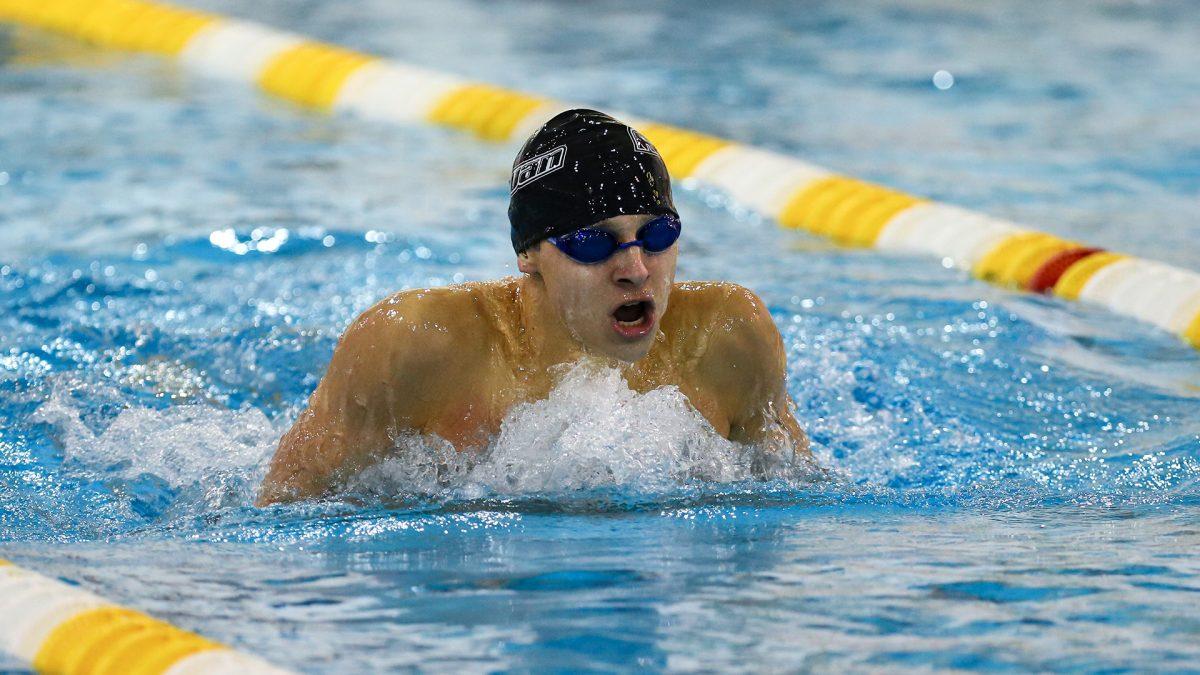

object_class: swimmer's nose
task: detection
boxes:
[612,244,650,287]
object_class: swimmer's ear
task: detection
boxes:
[517,246,540,275]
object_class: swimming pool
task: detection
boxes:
[3,0,1200,671]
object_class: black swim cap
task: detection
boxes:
[508,108,677,254]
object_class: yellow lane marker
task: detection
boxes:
[76,2,153,48]
[1003,238,1077,289]
[779,176,845,233]
[13,0,218,55]
[258,41,377,110]
[1184,311,1200,349]
[974,232,1071,287]
[458,87,539,141]
[428,84,549,141]
[802,179,862,238]
[972,231,1039,284]
[825,186,921,245]
[777,177,921,246]
[638,124,731,179]
[34,606,221,675]
[133,5,214,55]
[0,0,60,27]
[845,194,924,247]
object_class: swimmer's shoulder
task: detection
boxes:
[668,280,732,301]
[360,280,513,332]
[665,281,771,332]
[339,281,513,377]
[666,281,781,374]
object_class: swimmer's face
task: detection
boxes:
[519,214,677,362]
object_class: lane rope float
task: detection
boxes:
[3,0,1199,350]
[0,558,294,674]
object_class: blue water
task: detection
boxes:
[3,1,1200,671]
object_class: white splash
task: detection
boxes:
[34,361,816,508]
[353,361,815,499]
[32,389,278,508]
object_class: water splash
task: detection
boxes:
[31,361,821,521]
[352,361,820,501]
[32,388,278,511]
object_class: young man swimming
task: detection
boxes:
[257,109,809,505]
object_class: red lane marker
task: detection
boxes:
[1027,247,1104,294]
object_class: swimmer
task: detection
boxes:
[257,109,810,505]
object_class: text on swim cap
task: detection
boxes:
[628,128,660,155]
[512,145,567,193]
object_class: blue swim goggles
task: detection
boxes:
[547,215,681,264]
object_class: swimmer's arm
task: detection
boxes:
[256,297,450,505]
[704,288,811,458]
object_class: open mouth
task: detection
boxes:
[611,300,655,338]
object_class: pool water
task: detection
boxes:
[3,0,1200,671]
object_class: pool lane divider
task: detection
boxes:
[3,0,1200,351]
[0,559,294,674]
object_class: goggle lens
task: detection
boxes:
[639,216,681,253]
[559,228,617,263]
[549,216,681,264]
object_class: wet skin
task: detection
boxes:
[257,214,810,505]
